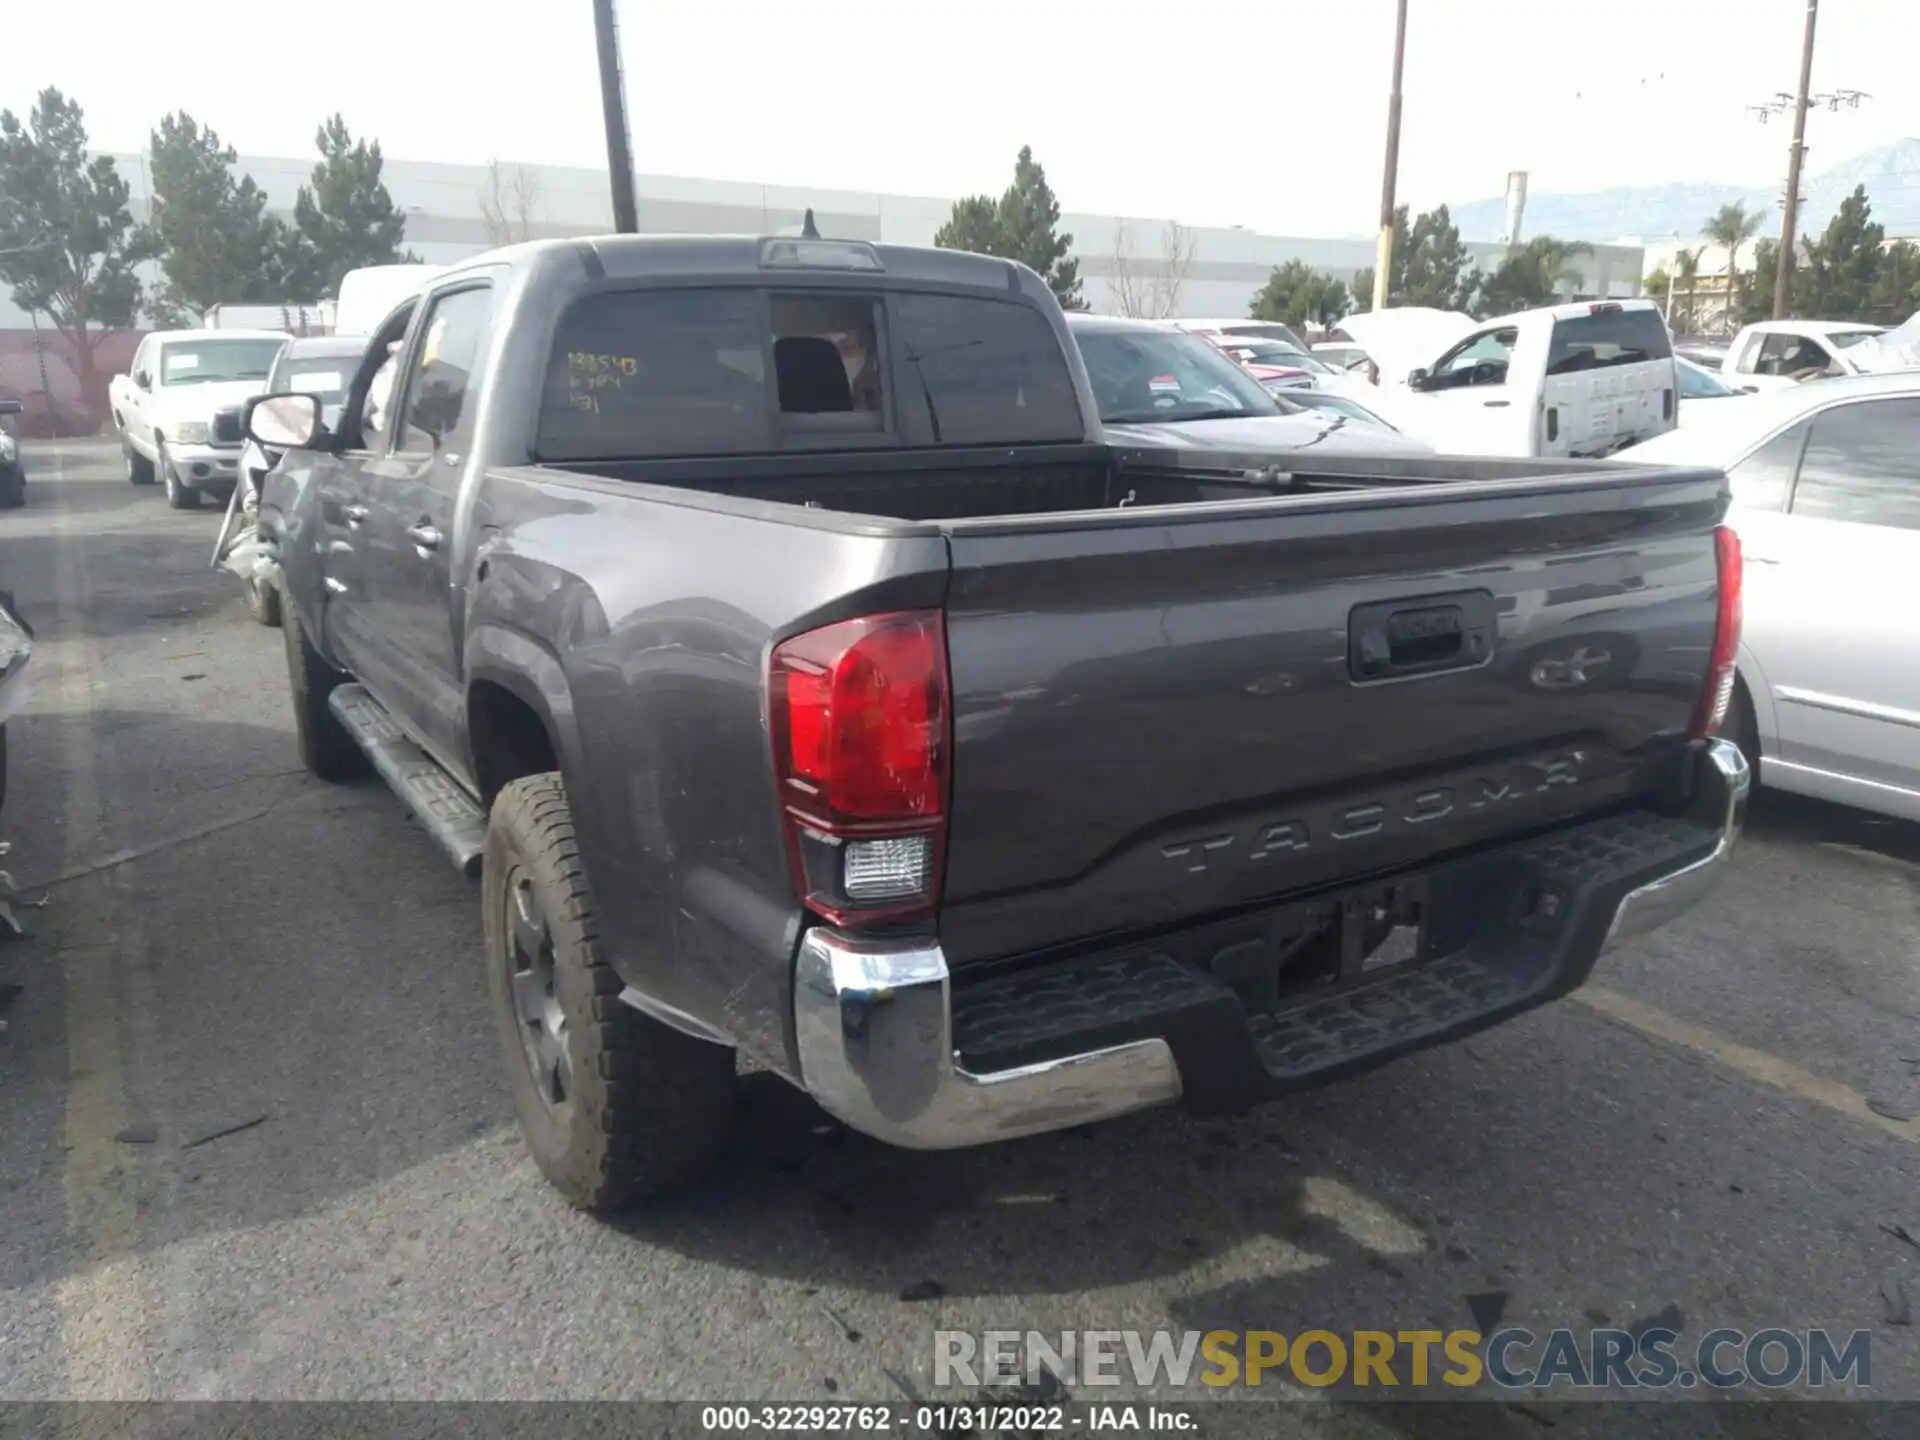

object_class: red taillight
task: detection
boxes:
[770,610,950,924]
[1689,525,1743,739]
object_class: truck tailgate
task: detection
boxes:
[937,466,1727,966]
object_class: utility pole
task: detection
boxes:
[1372,0,1409,313]
[1774,0,1819,318]
[592,0,639,233]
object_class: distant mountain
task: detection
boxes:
[1448,138,1920,243]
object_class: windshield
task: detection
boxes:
[1678,360,1739,399]
[273,358,354,405]
[1827,329,1884,350]
[160,339,286,386]
[1076,328,1282,423]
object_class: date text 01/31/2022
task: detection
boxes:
[697,1405,1190,1432]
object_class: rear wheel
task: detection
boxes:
[1730,675,1762,786]
[281,613,366,781]
[483,773,735,1210]
[0,469,22,510]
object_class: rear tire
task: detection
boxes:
[282,612,366,781]
[1730,675,1762,787]
[483,773,735,1211]
[0,471,22,510]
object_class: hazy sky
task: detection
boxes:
[6,0,1915,236]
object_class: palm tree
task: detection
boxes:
[1528,237,1594,295]
[1672,247,1701,335]
[1704,202,1765,334]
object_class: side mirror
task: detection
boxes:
[1407,367,1430,390]
[133,371,150,390]
[245,393,325,450]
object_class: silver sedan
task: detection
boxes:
[1627,371,1920,822]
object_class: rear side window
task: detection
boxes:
[889,294,1082,447]
[1546,308,1673,376]
[535,288,1082,459]
[537,289,770,460]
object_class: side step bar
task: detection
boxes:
[327,684,487,876]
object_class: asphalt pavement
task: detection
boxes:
[1,441,1916,1433]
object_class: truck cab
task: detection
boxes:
[1723,320,1888,387]
[1349,300,1679,459]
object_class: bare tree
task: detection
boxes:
[1106,218,1198,319]
[479,158,543,245]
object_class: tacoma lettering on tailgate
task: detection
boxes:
[1161,752,1587,875]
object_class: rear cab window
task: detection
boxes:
[534,287,1082,460]
[1545,307,1673,376]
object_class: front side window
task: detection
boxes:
[396,287,495,453]
[160,339,286,385]
[1427,328,1517,389]
[1756,333,1833,378]
[1075,326,1280,424]
[1789,397,1920,530]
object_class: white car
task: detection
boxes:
[109,329,290,509]
[1626,371,1920,821]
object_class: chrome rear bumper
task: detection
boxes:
[794,738,1749,1151]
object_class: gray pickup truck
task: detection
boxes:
[244,234,1749,1210]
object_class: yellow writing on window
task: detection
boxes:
[565,352,639,416]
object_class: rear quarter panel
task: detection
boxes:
[465,468,950,1077]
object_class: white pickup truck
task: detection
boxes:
[109,328,290,509]
[1721,319,1886,389]
[1330,299,1680,458]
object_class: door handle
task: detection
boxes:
[343,504,369,526]
[1482,400,1511,408]
[406,522,443,552]
[1745,555,1781,566]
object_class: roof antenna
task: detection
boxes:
[800,208,821,239]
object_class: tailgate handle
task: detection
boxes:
[1349,591,1497,683]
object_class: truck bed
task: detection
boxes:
[520,445,1728,974]
[540,446,1660,526]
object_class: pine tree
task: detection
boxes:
[287,114,417,297]
[147,112,288,318]
[932,147,1083,309]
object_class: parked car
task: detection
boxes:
[0,398,23,509]
[1273,388,1405,432]
[1067,314,1432,453]
[1722,320,1886,387]
[1311,342,1374,374]
[215,336,368,626]
[1674,341,1730,371]
[1624,370,1919,821]
[1171,317,1312,352]
[1212,338,1342,392]
[1334,300,1680,458]
[1678,356,1758,401]
[246,234,1747,1209]
[109,329,290,509]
